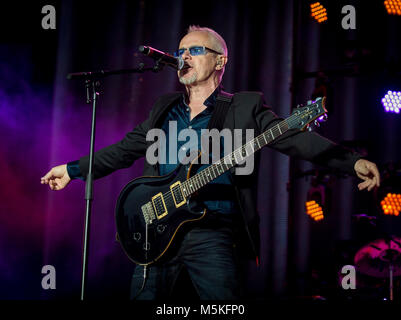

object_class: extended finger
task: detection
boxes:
[367,178,376,191]
[41,170,54,183]
[359,177,378,191]
[369,164,380,187]
[50,180,57,190]
[372,175,379,188]
[358,180,371,190]
[41,177,52,184]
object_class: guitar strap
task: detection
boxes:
[207,91,234,131]
[207,91,260,267]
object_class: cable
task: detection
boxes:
[132,265,148,300]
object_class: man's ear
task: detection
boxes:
[216,55,227,70]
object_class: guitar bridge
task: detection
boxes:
[141,202,156,224]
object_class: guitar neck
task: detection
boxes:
[181,119,290,197]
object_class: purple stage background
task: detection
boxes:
[0,0,400,300]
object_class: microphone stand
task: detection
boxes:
[67,60,165,300]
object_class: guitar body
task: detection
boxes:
[115,163,205,265]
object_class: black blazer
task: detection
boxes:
[78,91,362,260]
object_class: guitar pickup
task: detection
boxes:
[152,193,168,219]
[170,181,186,208]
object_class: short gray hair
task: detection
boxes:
[186,25,228,57]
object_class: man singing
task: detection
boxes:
[41,26,380,299]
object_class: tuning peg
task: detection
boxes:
[314,120,320,127]
[306,124,312,131]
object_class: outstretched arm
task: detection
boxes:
[251,94,380,189]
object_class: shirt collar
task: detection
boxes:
[181,85,222,109]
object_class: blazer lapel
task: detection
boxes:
[151,92,182,128]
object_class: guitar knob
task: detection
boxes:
[307,125,312,132]
[314,120,320,127]
[157,224,166,234]
[323,114,328,121]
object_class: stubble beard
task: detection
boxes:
[179,71,198,85]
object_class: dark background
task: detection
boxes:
[0,0,400,300]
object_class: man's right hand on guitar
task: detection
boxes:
[41,164,71,191]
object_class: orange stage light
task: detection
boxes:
[310,2,328,23]
[381,193,401,216]
[306,200,324,221]
[384,0,401,15]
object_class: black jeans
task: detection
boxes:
[130,224,243,300]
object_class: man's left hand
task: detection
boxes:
[354,159,380,191]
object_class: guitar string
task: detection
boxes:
[157,114,300,210]
[152,126,281,211]
[151,107,321,213]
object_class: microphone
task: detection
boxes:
[138,45,188,70]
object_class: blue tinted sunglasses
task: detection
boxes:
[173,46,222,58]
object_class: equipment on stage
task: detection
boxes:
[139,45,189,70]
[354,236,401,300]
[115,98,327,265]
[66,49,184,299]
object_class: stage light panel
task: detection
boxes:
[384,0,401,15]
[381,193,401,216]
[310,2,328,23]
[381,90,401,114]
[306,200,324,221]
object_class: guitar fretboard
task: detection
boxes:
[181,119,290,197]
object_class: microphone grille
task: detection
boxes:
[177,57,185,70]
[138,45,148,54]
[177,57,187,70]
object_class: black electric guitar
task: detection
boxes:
[115,97,327,265]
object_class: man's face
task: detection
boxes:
[177,31,221,86]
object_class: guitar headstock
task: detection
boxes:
[289,97,328,131]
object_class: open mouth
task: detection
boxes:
[179,66,193,75]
